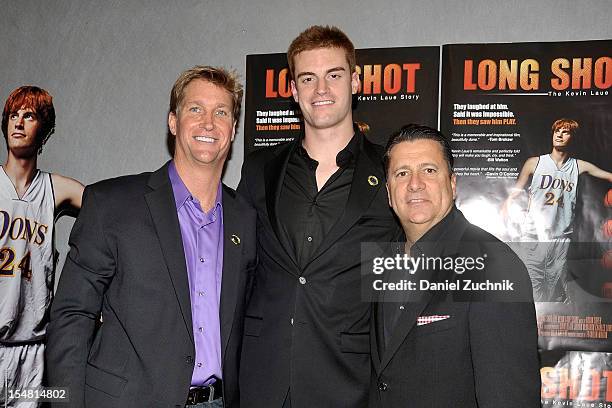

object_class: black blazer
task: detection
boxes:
[237,134,399,408]
[46,163,257,408]
[370,209,541,407]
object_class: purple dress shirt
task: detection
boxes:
[169,162,223,386]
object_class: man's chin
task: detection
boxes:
[9,146,38,159]
[405,212,434,225]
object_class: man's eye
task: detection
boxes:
[302,77,313,83]
[9,113,18,120]
[329,73,341,79]
[424,168,437,174]
[215,110,228,117]
[396,171,408,177]
[189,107,201,113]
[24,113,35,120]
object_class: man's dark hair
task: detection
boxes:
[384,124,454,175]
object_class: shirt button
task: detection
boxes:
[399,305,405,310]
[198,291,205,296]
[378,382,388,391]
[198,327,204,332]
[197,362,203,368]
[307,236,313,242]
[186,356,194,364]
[199,258,205,263]
[299,277,307,285]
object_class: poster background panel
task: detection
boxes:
[440,40,611,303]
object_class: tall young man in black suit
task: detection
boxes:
[238,26,398,407]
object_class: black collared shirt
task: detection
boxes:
[278,133,360,269]
[382,206,462,347]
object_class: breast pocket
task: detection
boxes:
[413,317,457,337]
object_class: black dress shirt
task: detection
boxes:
[278,133,359,269]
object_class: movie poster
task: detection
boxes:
[441,40,612,406]
[244,46,440,155]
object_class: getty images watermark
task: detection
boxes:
[361,242,533,302]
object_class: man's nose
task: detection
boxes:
[200,112,215,130]
[14,115,24,128]
[408,172,425,191]
[315,79,329,95]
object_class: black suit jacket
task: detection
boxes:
[370,208,540,407]
[237,133,399,408]
[46,163,257,408]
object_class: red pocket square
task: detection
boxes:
[417,315,451,326]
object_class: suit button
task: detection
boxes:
[299,277,306,284]
[186,356,194,364]
[378,382,388,392]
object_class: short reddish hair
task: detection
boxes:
[551,118,579,135]
[287,25,356,77]
[2,86,56,152]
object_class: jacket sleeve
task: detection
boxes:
[46,186,117,408]
[470,249,541,407]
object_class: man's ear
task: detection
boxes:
[290,80,299,103]
[351,71,360,95]
[168,111,177,136]
[451,173,457,200]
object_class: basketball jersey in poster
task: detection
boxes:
[523,154,578,241]
[0,168,55,343]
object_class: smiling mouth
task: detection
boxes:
[312,100,334,106]
[407,198,428,204]
[195,136,216,143]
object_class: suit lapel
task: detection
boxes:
[377,212,468,374]
[306,138,384,267]
[219,186,243,361]
[263,141,300,269]
[144,163,194,345]
[377,288,433,374]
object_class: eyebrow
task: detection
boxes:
[296,66,346,79]
[393,162,440,171]
[10,109,36,116]
[185,100,230,108]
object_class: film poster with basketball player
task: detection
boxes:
[440,40,612,406]
[243,46,440,156]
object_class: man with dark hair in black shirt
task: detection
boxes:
[238,25,398,407]
[370,124,540,407]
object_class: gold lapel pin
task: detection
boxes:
[231,234,241,245]
[367,175,379,186]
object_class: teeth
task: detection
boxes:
[313,100,333,106]
[195,136,215,143]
